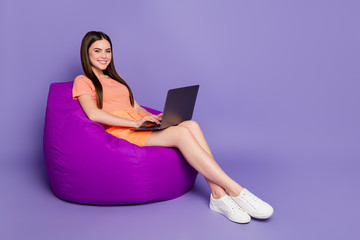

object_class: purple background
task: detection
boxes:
[1,0,359,239]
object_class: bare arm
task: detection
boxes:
[77,95,161,127]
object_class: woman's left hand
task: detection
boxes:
[156,113,163,120]
[151,113,163,121]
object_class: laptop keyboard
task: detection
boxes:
[142,124,160,129]
[139,121,161,129]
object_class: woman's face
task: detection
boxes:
[88,39,112,74]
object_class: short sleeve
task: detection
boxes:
[72,75,95,99]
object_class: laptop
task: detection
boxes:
[130,85,199,131]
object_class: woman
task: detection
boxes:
[72,31,273,224]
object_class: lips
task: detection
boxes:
[98,60,108,65]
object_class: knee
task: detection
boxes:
[173,125,192,143]
[176,125,192,136]
[181,120,200,131]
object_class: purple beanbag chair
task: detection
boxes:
[43,82,197,205]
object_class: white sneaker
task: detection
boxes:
[231,188,274,219]
[209,194,251,224]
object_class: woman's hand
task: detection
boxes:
[136,114,162,128]
[155,112,163,120]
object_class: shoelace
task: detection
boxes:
[223,196,245,213]
[242,190,261,209]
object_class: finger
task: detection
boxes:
[154,115,162,121]
[149,114,161,121]
[146,116,160,124]
[152,117,160,124]
[152,118,160,124]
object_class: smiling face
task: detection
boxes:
[88,39,112,76]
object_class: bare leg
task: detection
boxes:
[178,121,243,199]
[145,121,243,197]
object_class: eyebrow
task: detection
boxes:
[93,48,111,50]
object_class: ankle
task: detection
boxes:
[211,190,227,200]
[228,186,244,197]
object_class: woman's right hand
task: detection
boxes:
[136,115,161,128]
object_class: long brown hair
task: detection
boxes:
[80,31,134,108]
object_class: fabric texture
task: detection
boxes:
[72,75,151,146]
[43,81,198,205]
[72,75,133,114]
[105,108,152,146]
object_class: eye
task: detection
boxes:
[106,50,111,53]
[95,50,100,53]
